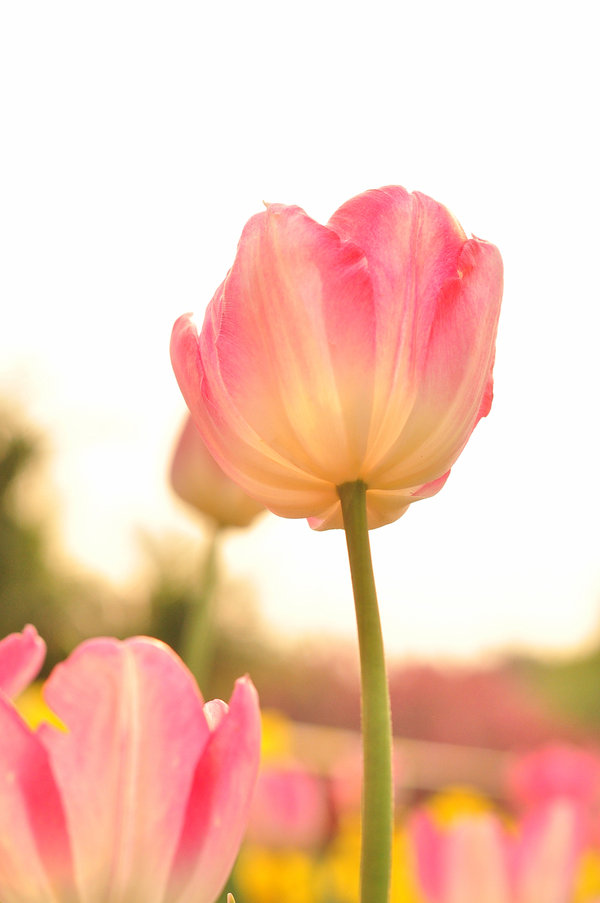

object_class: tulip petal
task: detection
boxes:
[172,202,378,519]
[517,802,581,903]
[0,625,46,700]
[215,204,376,476]
[38,638,211,903]
[0,697,73,903]
[368,238,503,488]
[411,811,512,903]
[445,817,509,903]
[172,314,335,519]
[170,676,261,903]
[329,187,468,469]
[409,811,445,901]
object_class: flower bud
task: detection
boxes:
[170,414,264,528]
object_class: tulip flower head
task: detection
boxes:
[0,626,261,903]
[170,414,264,528]
[507,744,600,812]
[410,803,583,903]
[246,765,331,850]
[171,186,503,530]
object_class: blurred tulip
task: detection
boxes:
[410,801,582,903]
[507,744,600,862]
[247,766,331,850]
[169,415,263,687]
[329,744,364,818]
[0,626,260,903]
[507,744,600,811]
[170,414,264,528]
[171,186,503,530]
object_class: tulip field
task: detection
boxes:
[222,713,600,903]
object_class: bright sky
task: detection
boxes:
[1,0,598,661]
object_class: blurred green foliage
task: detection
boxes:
[513,647,600,729]
[0,408,123,671]
[0,412,72,666]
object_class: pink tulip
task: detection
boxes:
[171,186,503,529]
[246,765,331,850]
[410,802,583,903]
[0,626,261,903]
[506,744,600,811]
[170,414,264,528]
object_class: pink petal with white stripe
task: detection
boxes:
[39,637,211,903]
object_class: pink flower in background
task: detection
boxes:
[506,744,600,853]
[410,803,583,903]
[170,414,264,528]
[171,186,503,530]
[329,743,364,817]
[507,744,600,811]
[246,766,331,850]
[0,626,261,903]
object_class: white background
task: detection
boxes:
[1,0,598,660]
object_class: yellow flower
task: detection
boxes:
[575,850,600,902]
[234,846,317,903]
[260,709,294,762]
[425,785,493,825]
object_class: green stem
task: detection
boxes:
[181,525,221,692]
[338,480,393,903]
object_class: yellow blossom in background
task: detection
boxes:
[313,817,425,903]
[390,828,426,903]
[320,815,361,902]
[234,846,320,903]
[425,785,494,825]
[576,851,600,902]
[260,709,295,762]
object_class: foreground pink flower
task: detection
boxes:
[0,626,260,903]
[0,625,45,699]
[170,414,264,528]
[410,803,583,903]
[171,186,503,529]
